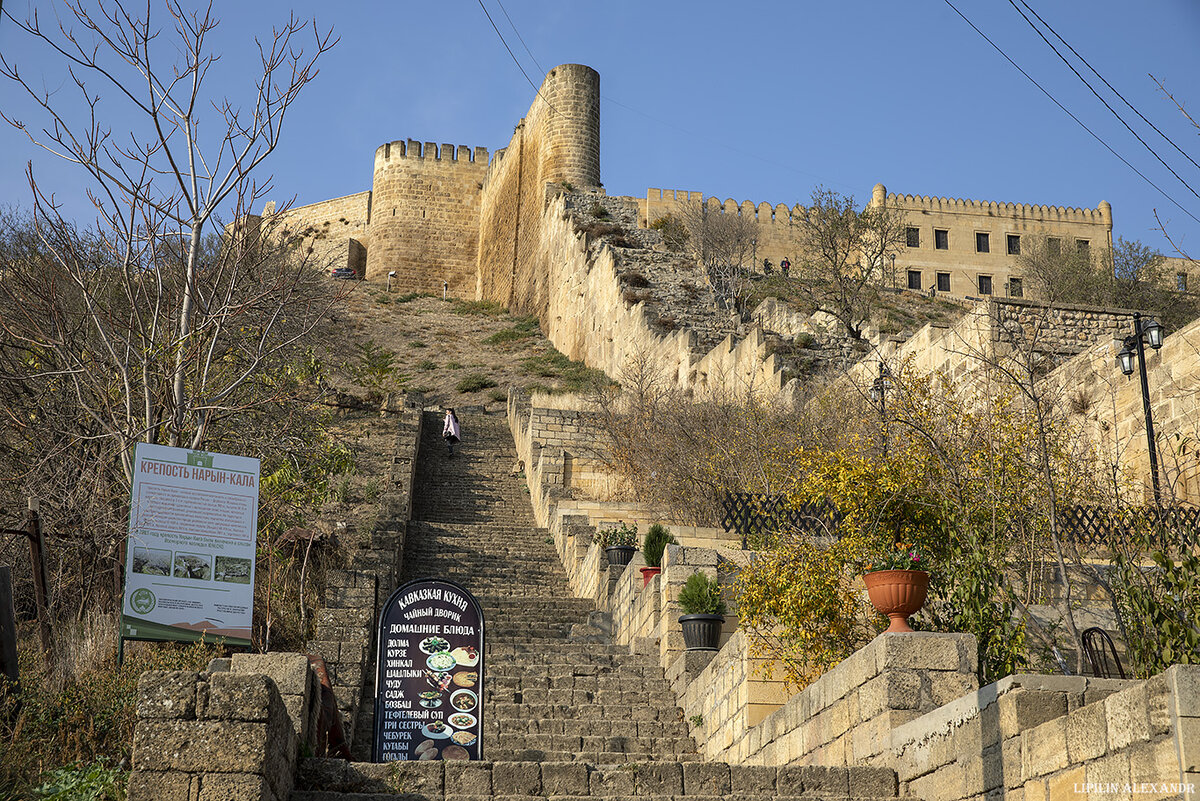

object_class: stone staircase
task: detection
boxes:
[292,409,902,800]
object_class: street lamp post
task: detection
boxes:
[1116,312,1166,505]
[870,362,893,457]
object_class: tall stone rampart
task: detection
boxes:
[366,140,489,292]
[263,191,372,273]
[477,64,600,313]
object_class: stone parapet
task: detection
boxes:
[127,655,319,801]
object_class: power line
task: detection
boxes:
[494,0,544,76]
[1015,0,1200,176]
[942,0,1200,227]
[1007,0,1200,201]
[475,0,557,115]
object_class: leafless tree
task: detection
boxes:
[793,186,908,339]
[675,201,759,314]
[0,0,339,477]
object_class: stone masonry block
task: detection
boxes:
[125,771,200,801]
[1180,718,1200,773]
[204,672,277,723]
[444,761,491,796]
[999,690,1068,738]
[1085,752,1132,799]
[136,671,201,720]
[1168,665,1200,717]
[493,762,540,795]
[879,632,975,672]
[589,764,635,796]
[1022,717,1069,779]
[198,773,274,801]
[730,764,777,794]
[683,761,731,795]
[1144,674,1172,736]
[380,761,443,796]
[231,653,312,696]
[1129,740,1184,795]
[849,766,897,798]
[1065,699,1109,763]
[540,762,588,796]
[1105,683,1150,751]
[778,765,850,796]
[132,720,270,773]
[635,762,683,795]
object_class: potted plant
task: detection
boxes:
[677,571,727,650]
[862,545,929,633]
[598,522,637,567]
[640,524,677,587]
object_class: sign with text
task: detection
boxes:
[121,443,259,646]
[373,579,485,762]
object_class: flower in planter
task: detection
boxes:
[866,543,929,573]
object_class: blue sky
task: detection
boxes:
[2,1,1199,256]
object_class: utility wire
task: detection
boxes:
[1016,0,1200,176]
[495,0,544,76]
[476,0,557,115]
[1008,0,1200,201]
[942,0,1200,227]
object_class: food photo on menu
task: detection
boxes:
[404,635,481,760]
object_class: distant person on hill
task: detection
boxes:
[443,408,461,457]
[763,258,773,274]
[780,257,791,276]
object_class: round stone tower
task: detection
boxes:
[534,64,600,189]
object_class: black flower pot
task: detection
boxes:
[605,545,636,567]
[678,613,725,651]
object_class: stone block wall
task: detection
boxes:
[127,654,319,801]
[367,140,489,291]
[477,64,600,314]
[885,669,1199,801]
[265,191,372,273]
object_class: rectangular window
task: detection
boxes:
[934,229,949,250]
[936,272,951,292]
[1007,234,1021,255]
[906,227,921,248]
[976,232,990,253]
[907,270,922,290]
[1047,238,1061,256]
[1009,278,1023,298]
[1076,239,1090,256]
[1178,273,1189,292]
[978,275,993,295]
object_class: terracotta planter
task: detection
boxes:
[604,545,636,567]
[640,566,661,587]
[863,569,929,633]
[678,613,725,650]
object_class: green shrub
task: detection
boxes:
[394,292,434,303]
[488,388,509,403]
[643,524,677,568]
[446,361,464,370]
[408,340,426,349]
[456,373,497,393]
[31,757,125,800]
[416,359,437,371]
[597,522,637,548]
[678,571,727,616]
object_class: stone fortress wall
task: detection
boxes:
[367,140,490,293]
[476,63,601,315]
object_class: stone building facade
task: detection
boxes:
[247,62,1116,305]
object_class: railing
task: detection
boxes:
[719,493,1200,551]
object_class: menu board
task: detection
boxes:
[373,579,485,762]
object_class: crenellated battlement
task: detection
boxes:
[373,139,489,166]
[647,188,804,224]
[884,190,1112,224]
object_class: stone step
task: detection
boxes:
[485,703,684,722]
[291,759,902,799]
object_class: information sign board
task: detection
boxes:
[373,579,485,762]
[120,443,259,646]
